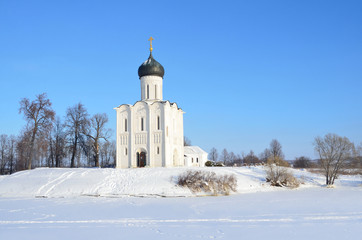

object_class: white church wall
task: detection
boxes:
[165,102,184,167]
[132,102,149,167]
[116,105,132,169]
[150,102,164,167]
[174,106,184,167]
[116,100,184,169]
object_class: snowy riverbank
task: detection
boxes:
[0,167,361,239]
[0,166,360,198]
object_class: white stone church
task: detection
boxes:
[115,39,207,168]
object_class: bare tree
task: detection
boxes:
[16,130,32,171]
[100,140,116,167]
[64,103,89,168]
[259,148,271,163]
[0,134,18,174]
[7,135,16,174]
[111,140,117,166]
[228,151,237,166]
[354,142,362,169]
[266,139,289,166]
[184,136,192,146]
[79,137,93,167]
[269,139,284,160]
[19,93,55,169]
[220,148,229,165]
[84,113,110,167]
[49,117,66,167]
[293,156,312,168]
[243,150,261,165]
[37,130,50,167]
[358,142,362,155]
[208,147,218,162]
[0,135,7,174]
[314,133,355,185]
[233,153,243,166]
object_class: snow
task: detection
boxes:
[0,167,270,198]
[184,146,208,155]
[0,167,361,239]
[0,166,345,198]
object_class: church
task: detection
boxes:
[115,38,188,168]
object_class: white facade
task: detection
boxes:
[115,55,185,168]
[184,146,208,167]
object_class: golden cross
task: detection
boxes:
[148,37,154,52]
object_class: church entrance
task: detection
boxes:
[137,152,146,167]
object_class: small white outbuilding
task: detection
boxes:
[184,146,208,167]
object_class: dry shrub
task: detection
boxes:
[267,156,290,167]
[265,164,300,188]
[177,170,237,195]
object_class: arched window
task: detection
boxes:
[196,158,199,163]
[157,116,160,130]
[141,118,144,131]
[125,118,127,132]
[147,85,149,99]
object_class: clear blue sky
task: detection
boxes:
[0,0,361,160]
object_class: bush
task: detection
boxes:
[293,156,312,168]
[267,156,290,167]
[214,162,224,167]
[177,170,237,195]
[205,161,214,167]
[265,164,300,188]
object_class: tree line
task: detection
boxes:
[208,135,362,186]
[0,93,115,174]
[208,139,292,167]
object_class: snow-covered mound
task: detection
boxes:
[0,166,360,198]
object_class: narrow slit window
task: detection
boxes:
[141,118,144,131]
[155,85,157,99]
[157,147,160,154]
[147,85,149,99]
[125,119,127,132]
[157,116,160,130]
[125,148,128,156]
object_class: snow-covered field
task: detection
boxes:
[0,167,361,239]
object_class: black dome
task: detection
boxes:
[138,53,165,78]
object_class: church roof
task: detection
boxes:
[115,100,184,112]
[138,52,165,78]
[184,146,208,155]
